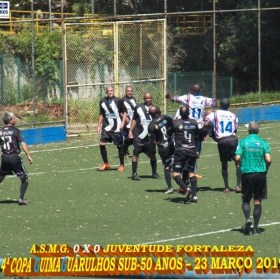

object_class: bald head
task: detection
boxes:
[191,84,200,94]
[179,105,190,120]
[149,105,160,118]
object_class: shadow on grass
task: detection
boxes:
[0,199,18,204]
[230,227,266,235]
[128,175,161,180]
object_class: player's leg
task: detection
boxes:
[112,131,125,171]
[218,138,231,192]
[241,173,253,234]
[131,138,141,180]
[172,153,191,202]
[12,155,29,205]
[162,155,173,193]
[252,173,267,235]
[99,130,111,171]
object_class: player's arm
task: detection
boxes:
[119,100,127,130]
[21,141,33,164]
[265,153,272,171]
[97,114,103,134]
[129,120,136,139]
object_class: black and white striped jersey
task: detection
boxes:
[122,96,136,129]
[99,97,127,132]
[132,103,153,139]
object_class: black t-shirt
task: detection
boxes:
[132,103,152,139]
[148,115,174,154]
[0,126,24,154]
[99,97,127,132]
[173,118,199,156]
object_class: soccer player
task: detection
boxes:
[235,122,272,235]
[172,106,199,203]
[148,106,174,193]
[204,98,242,193]
[0,112,33,205]
[128,92,160,180]
[122,86,136,157]
[97,85,127,172]
[166,84,216,178]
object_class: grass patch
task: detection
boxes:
[0,122,279,278]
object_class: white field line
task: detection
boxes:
[141,221,280,244]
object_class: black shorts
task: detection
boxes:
[100,130,122,146]
[0,154,28,179]
[159,146,174,168]
[173,151,197,173]
[217,135,238,162]
[133,137,154,157]
[242,172,267,203]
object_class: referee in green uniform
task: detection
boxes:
[235,121,272,235]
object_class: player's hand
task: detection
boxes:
[128,131,134,139]
[27,156,33,164]
[97,126,101,134]
[119,123,124,130]
[165,92,174,101]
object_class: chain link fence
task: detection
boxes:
[0,1,279,131]
[63,19,166,134]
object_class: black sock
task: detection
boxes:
[242,202,251,220]
[117,146,124,166]
[150,160,157,174]
[253,204,262,230]
[132,162,138,174]
[100,145,108,163]
[222,168,229,189]
[164,169,172,189]
[190,176,197,197]
[20,180,28,200]
[173,175,188,192]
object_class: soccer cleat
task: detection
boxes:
[152,173,160,179]
[189,197,198,203]
[184,188,191,203]
[18,198,29,205]
[165,188,174,194]
[236,186,242,193]
[99,163,110,171]
[132,173,141,181]
[223,188,230,193]
[252,228,261,235]
[195,174,203,179]
[243,219,252,235]
[117,165,125,172]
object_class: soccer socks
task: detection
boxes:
[132,161,138,175]
[242,202,251,221]
[20,180,28,200]
[173,175,188,192]
[150,160,157,175]
[164,168,172,189]
[253,204,262,230]
[190,176,197,197]
[100,145,108,163]
[117,146,125,166]
[221,168,229,189]
[236,166,242,187]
